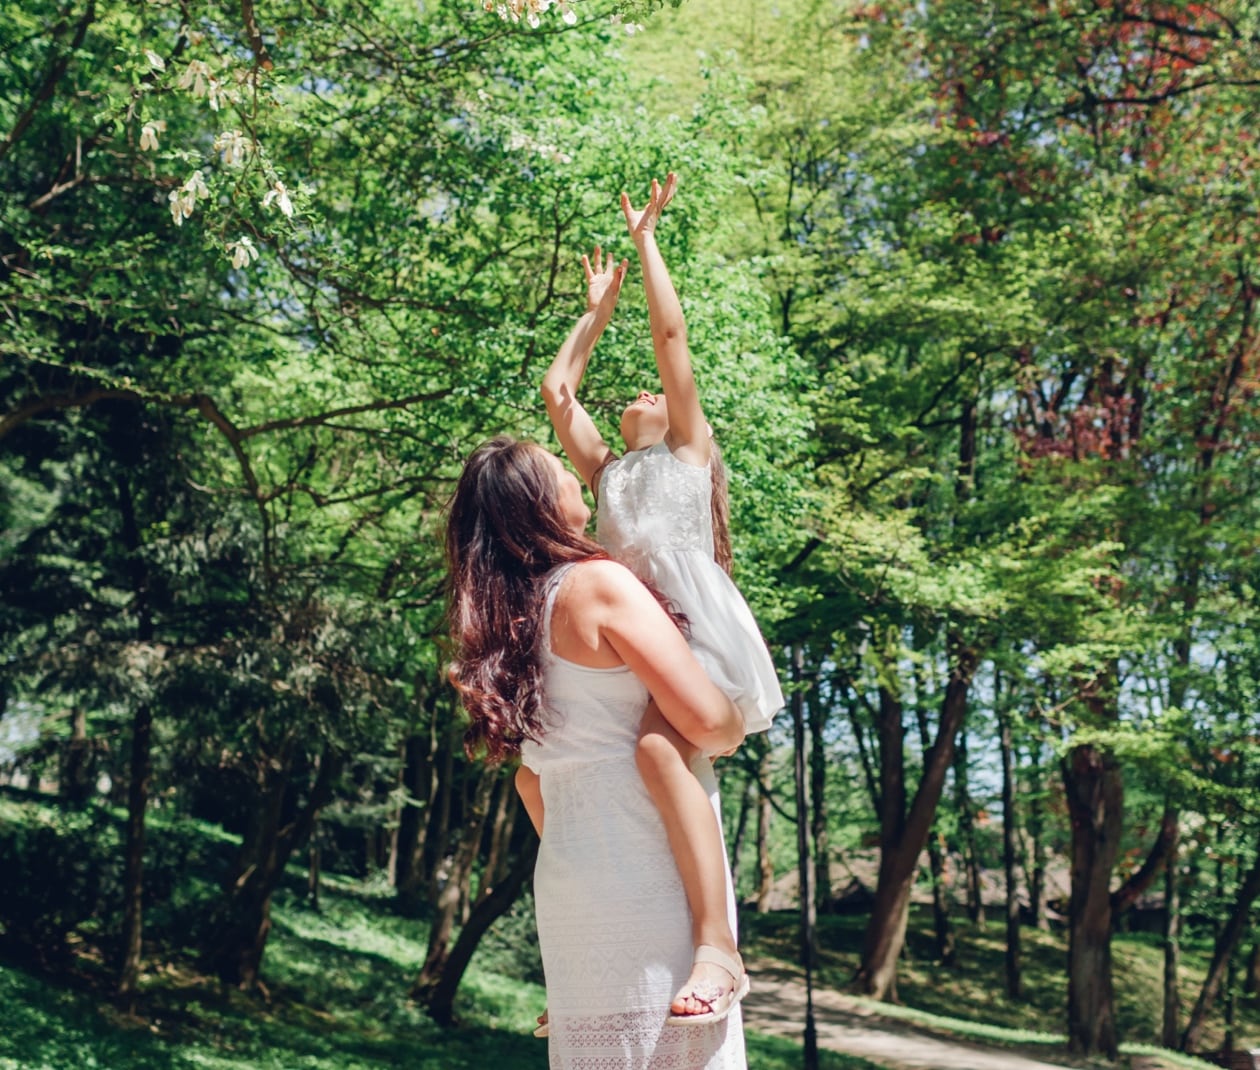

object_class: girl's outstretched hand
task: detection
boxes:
[621,172,678,245]
[583,246,628,317]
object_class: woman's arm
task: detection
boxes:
[622,174,709,465]
[540,247,626,493]
[551,560,744,754]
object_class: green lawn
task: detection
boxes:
[0,875,876,1070]
[741,907,1260,1060]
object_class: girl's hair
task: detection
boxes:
[709,437,733,576]
[446,436,609,763]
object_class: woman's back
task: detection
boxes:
[521,563,745,1069]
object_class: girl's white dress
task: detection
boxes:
[521,565,746,1069]
[597,442,784,735]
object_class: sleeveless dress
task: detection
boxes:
[520,564,747,1070]
[597,442,784,735]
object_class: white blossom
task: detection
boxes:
[262,180,294,217]
[226,236,259,269]
[139,119,165,151]
[177,59,212,97]
[167,171,209,226]
[144,49,166,70]
[214,130,251,166]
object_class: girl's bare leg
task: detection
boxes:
[635,701,742,1016]
[515,765,544,837]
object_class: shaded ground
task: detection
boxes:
[743,962,1082,1070]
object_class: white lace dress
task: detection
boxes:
[521,565,747,1070]
[597,442,783,735]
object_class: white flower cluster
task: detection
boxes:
[505,131,571,164]
[213,129,253,167]
[262,181,294,217]
[485,0,577,27]
[176,58,248,112]
[226,236,259,269]
[168,170,209,225]
[139,119,166,151]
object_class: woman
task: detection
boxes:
[446,435,748,1069]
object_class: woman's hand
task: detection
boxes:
[621,172,678,246]
[583,245,628,318]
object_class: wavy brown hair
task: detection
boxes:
[445,436,609,763]
[709,437,733,576]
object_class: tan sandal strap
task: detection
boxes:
[693,944,743,985]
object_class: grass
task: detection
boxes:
[0,871,874,1070]
[741,906,1260,1066]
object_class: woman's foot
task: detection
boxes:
[533,1009,549,1038]
[666,945,750,1025]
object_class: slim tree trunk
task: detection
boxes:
[853,638,977,1000]
[415,769,496,991]
[477,775,518,906]
[755,745,774,913]
[116,703,153,1002]
[955,724,985,927]
[1161,816,1181,1047]
[808,681,831,915]
[61,707,92,808]
[729,767,756,899]
[115,471,154,1004]
[915,701,955,967]
[1022,738,1049,931]
[1062,739,1123,1059]
[1181,840,1260,1052]
[417,838,539,1024]
[998,699,1021,1000]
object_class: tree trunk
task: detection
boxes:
[308,821,322,911]
[808,680,831,915]
[853,639,976,1000]
[998,700,1021,1000]
[729,766,756,899]
[955,724,985,927]
[1180,840,1260,1052]
[476,775,519,906]
[116,702,153,1002]
[209,747,340,989]
[1062,740,1123,1059]
[415,768,496,991]
[915,700,955,967]
[1024,739,1049,931]
[1161,815,1181,1048]
[755,744,774,913]
[417,837,539,1024]
[60,707,93,808]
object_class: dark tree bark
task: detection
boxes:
[1161,816,1181,1048]
[60,707,93,808]
[807,679,831,914]
[955,724,985,927]
[914,700,956,967]
[396,692,441,914]
[115,471,155,1004]
[1062,737,1123,1059]
[998,699,1021,1000]
[1111,806,1179,919]
[729,764,756,898]
[755,743,775,913]
[1180,841,1260,1052]
[414,768,496,993]
[208,747,341,989]
[476,775,519,906]
[1021,738,1049,931]
[853,638,977,1000]
[417,836,539,1025]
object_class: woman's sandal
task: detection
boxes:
[665,945,750,1026]
[533,1010,549,1038]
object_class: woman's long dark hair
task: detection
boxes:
[445,436,608,763]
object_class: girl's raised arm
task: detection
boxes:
[622,173,709,466]
[541,247,626,494]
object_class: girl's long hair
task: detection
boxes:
[709,437,733,576]
[445,436,608,763]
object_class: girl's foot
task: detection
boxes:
[666,945,750,1025]
[533,1009,549,1038]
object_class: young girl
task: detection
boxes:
[518,172,784,1031]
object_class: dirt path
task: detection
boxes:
[743,964,1079,1070]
